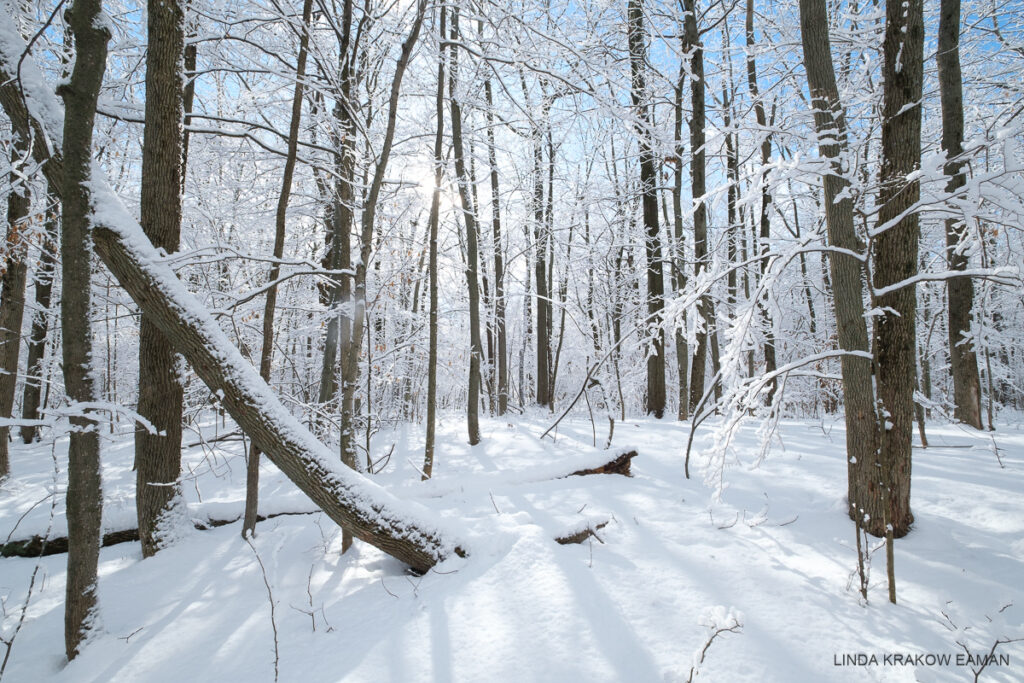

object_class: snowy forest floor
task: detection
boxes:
[1,412,1022,682]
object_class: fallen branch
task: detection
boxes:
[555,520,608,545]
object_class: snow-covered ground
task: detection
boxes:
[1,413,1022,682]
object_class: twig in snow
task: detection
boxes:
[244,534,279,683]
[687,612,742,683]
[489,491,501,514]
[380,578,398,599]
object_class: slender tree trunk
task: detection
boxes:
[136,0,186,558]
[422,3,446,479]
[0,144,30,477]
[448,4,482,445]
[533,122,551,409]
[874,0,923,538]
[798,0,883,536]
[683,0,710,414]
[20,195,58,444]
[484,77,507,416]
[672,64,689,420]
[628,0,666,418]
[59,0,109,659]
[938,0,983,429]
[243,0,313,538]
[745,0,777,402]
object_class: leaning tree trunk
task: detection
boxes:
[628,0,666,418]
[798,0,883,536]
[136,0,186,558]
[243,0,313,539]
[873,0,923,538]
[0,143,30,477]
[448,4,483,445]
[938,0,983,429]
[58,0,108,660]
[0,6,459,577]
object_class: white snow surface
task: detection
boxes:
[1,414,1023,682]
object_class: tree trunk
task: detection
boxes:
[533,121,551,409]
[58,0,109,659]
[422,3,446,479]
[448,4,482,445]
[20,193,58,444]
[136,0,186,558]
[628,0,666,418]
[0,6,458,577]
[745,0,777,402]
[874,0,923,538]
[484,77,508,417]
[243,0,313,538]
[798,0,883,536]
[672,63,689,420]
[938,0,983,429]
[683,0,710,415]
[0,144,30,477]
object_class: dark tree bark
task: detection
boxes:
[628,0,666,418]
[136,0,186,558]
[938,0,983,429]
[448,3,482,444]
[0,144,30,476]
[874,0,923,538]
[243,0,314,538]
[798,0,883,536]
[745,0,778,402]
[58,0,109,659]
[422,2,446,479]
[20,194,58,444]
[533,114,551,409]
[682,0,710,414]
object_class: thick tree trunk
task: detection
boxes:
[136,0,186,558]
[243,0,313,538]
[448,4,482,445]
[798,0,883,536]
[20,193,57,444]
[874,0,923,538]
[57,0,109,659]
[628,0,666,418]
[938,0,983,430]
[0,9,458,576]
[533,127,551,409]
[0,144,30,477]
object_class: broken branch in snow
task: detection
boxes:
[555,520,608,545]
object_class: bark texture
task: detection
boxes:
[798,0,883,535]
[58,0,109,659]
[20,195,57,444]
[136,0,186,558]
[938,0,983,429]
[874,0,923,537]
[628,0,667,418]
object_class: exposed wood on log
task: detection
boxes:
[569,450,637,477]
[555,521,608,545]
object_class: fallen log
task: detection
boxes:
[554,520,609,545]
[0,25,460,573]
[569,450,637,477]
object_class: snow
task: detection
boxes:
[2,413,1023,682]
